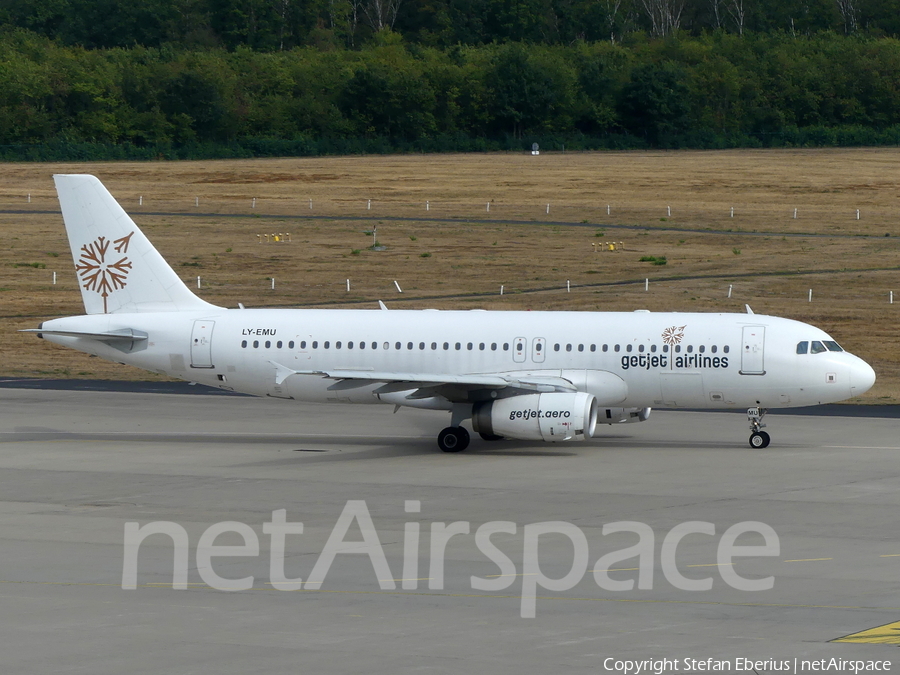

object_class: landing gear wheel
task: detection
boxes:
[749,431,770,448]
[438,426,470,453]
[479,433,504,441]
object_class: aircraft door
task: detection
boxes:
[190,320,215,368]
[740,326,765,375]
[532,338,546,363]
[513,337,527,363]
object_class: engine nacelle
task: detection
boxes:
[597,407,652,425]
[472,392,598,442]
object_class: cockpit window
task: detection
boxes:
[810,340,827,354]
[823,341,843,352]
[796,341,809,354]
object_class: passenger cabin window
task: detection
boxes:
[796,341,809,354]
[253,340,259,348]
[289,341,295,349]
[265,341,271,349]
[554,344,560,352]
[312,341,318,349]
[810,340,827,354]
[590,344,596,352]
[444,342,450,350]
[626,344,632,353]
[638,344,644,353]
[491,343,498,351]
[723,345,730,353]
[241,340,247,348]
[324,341,330,349]
[503,343,510,351]
[348,341,354,349]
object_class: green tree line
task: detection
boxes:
[2,0,899,50]
[1,28,900,159]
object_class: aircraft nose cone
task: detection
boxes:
[850,358,876,396]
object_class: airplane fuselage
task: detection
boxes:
[39,308,874,411]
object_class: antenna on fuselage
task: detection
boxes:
[745,304,754,315]
[378,300,389,311]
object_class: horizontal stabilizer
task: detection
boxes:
[20,328,148,342]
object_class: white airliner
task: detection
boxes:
[25,175,876,451]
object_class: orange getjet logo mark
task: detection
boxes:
[76,232,134,313]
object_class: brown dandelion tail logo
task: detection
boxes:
[76,232,135,313]
[661,325,686,369]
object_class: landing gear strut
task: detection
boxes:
[438,426,470,452]
[747,407,770,448]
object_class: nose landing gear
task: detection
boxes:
[747,407,770,448]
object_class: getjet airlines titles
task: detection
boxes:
[24,175,876,452]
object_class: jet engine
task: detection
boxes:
[472,392,598,442]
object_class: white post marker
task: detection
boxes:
[645,278,649,291]
[272,278,276,290]
[808,289,813,302]
[728,284,733,298]
[367,199,371,210]
[486,202,490,213]
[27,194,31,204]
[730,207,734,218]
[195,197,199,207]
[252,198,256,209]
[394,281,402,293]
[793,208,798,219]
[197,276,201,289]
[139,196,143,206]
[52,271,57,285]
[856,209,860,220]
[426,201,430,211]
[500,285,504,296]
[607,205,610,215]
[891,291,894,304]
[309,198,312,210]
[667,205,671,217]
[346,279,350,292]
[567,280,570,293]
[546,203,550,215]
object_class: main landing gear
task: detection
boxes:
[747,406,770,448]
[438,426,469,452]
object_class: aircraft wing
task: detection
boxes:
[269,362,578,395]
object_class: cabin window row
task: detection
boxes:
[240,340,512,351]
[238,339,730,355]
[551,343,730,354]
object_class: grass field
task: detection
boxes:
[1,148,898,402]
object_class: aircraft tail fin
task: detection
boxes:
[54,174,220,314]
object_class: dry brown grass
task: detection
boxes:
[1,149,898,402]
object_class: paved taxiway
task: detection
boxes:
[1,387,898,673]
